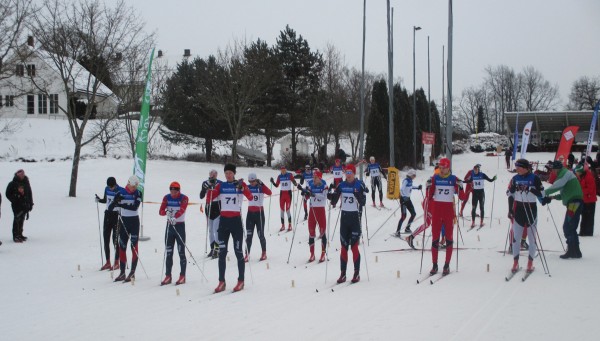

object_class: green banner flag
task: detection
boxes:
[133,48,155,193]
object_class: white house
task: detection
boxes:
[0,38,119,119]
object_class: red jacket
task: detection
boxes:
[578,170,597,204]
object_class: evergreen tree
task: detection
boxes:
[477,105,486,133]
[365,80,389,164]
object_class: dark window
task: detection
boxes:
[5,95,14,107]
[26,64,35,77]
[49,94,59,114]
[27,95,34,114]
[0,94,3,107]
[16,64,24,76]
[38,94,47,114]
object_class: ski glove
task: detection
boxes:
[417,185,423,190]
[114,192,123,203]
[256,179,263,186]
[492,175,497,181]
[168,217,176,225]
[297,184,303,191]
[95,194,100,203]
[202,182,210,190]
[540,196,552,206]
[270,177,275,185]
[507,211,514,220]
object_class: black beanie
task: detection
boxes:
[107,177,117,187]
[224,163,236,174]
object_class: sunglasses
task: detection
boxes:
[170,187,180,191]
[345,171,353,175]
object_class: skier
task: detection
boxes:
[463,164,497,228]
[208,164,253,293]
[245,173,272,262]
[95,177,122,270]
[111,175,143,282]
[423,158,465,276]
[298,170,328,262]
[507,159,545,274]
[330,164,366,283]
[543,160,584,259]
[299,165,313,220]
[159,181,189,286]
[575,164,596,236]
[200,169,222,259]
[330,158,345,189]
[505,147,512,169]
[270,165,297,232]
[395,169,422,235]
[6,169,34,242]
[365,156,387,207]
[459,170,473,217]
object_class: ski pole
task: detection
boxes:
[361,208,370,281]
[419,188,430,274]
[503,221,511,257]
[520,192,548,275]
[546,205,566,252]
[489,178,497,228]
[325,203,332,284]
[363,205,370,246]
[117,214,149,279]
[168,221,209,282]
[368,205,401,241]
[161,217,168,279]
[267,183,273,234]
[96,201,104,266]
[532,222,551,276]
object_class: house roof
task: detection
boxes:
[505,111,595,133]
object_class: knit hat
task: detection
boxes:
[551,160,563,170]
[248,173,257,181]
[169,181,181,190]
[514,159,530,169]
[438,158,451,169]
[345,164,356,174]
[128,175,140,187]
[474,164,481,169]
[224,163,236,174]
[407,169,416,177]
[107,176,117,187]
[314,171,323,179]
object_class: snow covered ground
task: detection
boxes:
[1,120,599,340]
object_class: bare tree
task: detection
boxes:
[457,86,490,134]
[28,0,154,196]
[0,0,33,80]
[88,116,122,156]
[484,65,522,132]
[567,76,600,110]
[521,66,559,111]
[342,67,375,160]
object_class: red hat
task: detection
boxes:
[335,159,341,163]
[280,165,286,169]
[345,164,356,174]
[438,158,451,168]
[314,171,323,179]
[169,181,181,190]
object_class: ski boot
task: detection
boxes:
[470,221,476,228]
[526,258,534,273]
[112,259,119,271]
[279,224,285,232]
[233,280,244,292]
[371,202,376,208]
[176,275,186,285]
[20,235,28,241]
[429,263,438,275]
[212,245,219,259]
[304,213,308,221]
[336,272,347,284]
[394,230,402,237]
[13,237,23,243]
[161,275,172,286]
[511,259,519,273]
[405,235,416,250]
[479,219,485,228]
[114,272,126,282]
[100,261,112,271]
[442,263,450,276]
[379,202,384,208]
[404,225,412,234]
[287,223,293,232]
[308,253,315,263]
[244,253,249,263]
[259,251,267,261]
[124,272,135,283]
[351,270,360,283]
[214,281,226,293]
[319,251,326,263]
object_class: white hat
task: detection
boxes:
[128,175,140,186]
[248,173,257,181]
[369,156,375,161]
[407,169,416,177]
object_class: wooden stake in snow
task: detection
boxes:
[77,264,80,271]
[266,263,270,270]
[291,280,295,288]
[375,256,379,263]
[396,270,400,278]
[487,264,490,272]
[155,248,157,253]
[176,289,180,296]
[478,235,480,242]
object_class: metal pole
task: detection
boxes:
[358,0,367,181]
[412,26,420,168]
[442,45,445,154]
[427,35,431,133]
[387,1,395,167]
[446,0,453,161]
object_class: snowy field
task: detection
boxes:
[1,122,599,340]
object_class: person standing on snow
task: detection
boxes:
[507,159,545,274]
[200,169,222,259]
[209,164,253,293]
[298,170,328,263]
[575,165,596,236]
[111,175,143,282]
[270,165,297,232]
[463,164,497,228]
[6,169,34,243]
[423,158,465,276]
[459,169,473,217]
[330,164,366,284]
[365,156,387,208]
[395,169,421,235]
[330,159,345,188]
[95,177,122,270]
[299,165,313,220]
[543,161,584,259]
[245,173,272,262]
[159,181,189,286]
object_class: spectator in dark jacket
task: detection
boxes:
[575,165,596,236]
[6,169,34,242]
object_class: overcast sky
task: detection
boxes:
[129,0,600,107]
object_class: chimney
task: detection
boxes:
[183,49,191,57]
[157,50,163,58]
[27,36,34,47]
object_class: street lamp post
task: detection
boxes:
[413,26,421,168]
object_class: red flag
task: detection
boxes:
[555,126,579,165]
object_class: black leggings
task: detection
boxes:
[218,216,245,282]
[397,198,416,231]
[165,222,187,276]
[471,190,485,220]
[246,211,266,252]
[371,177,383,202]
[103,211,119,262]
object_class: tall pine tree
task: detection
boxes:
[365,80,389,164]
[477,105,486,133]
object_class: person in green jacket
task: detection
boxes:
[543,160,584,259]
